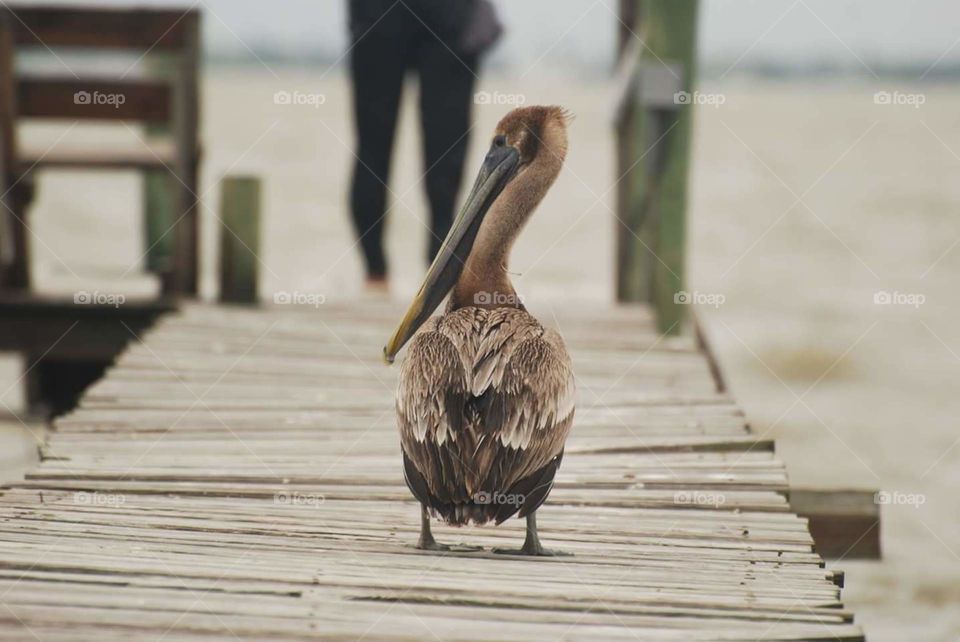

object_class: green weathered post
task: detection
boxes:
[617,0,698,334]
[218,176,261,305]
[143,169,175,275]
[142,56,174,280]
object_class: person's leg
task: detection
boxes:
[415,36,478,264]
[348,2,407,280]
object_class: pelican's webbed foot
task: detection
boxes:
[417,538,453,552]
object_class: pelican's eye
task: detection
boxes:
[493,135,507,148]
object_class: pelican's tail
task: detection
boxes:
[402,451,562,526]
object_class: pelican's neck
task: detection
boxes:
[451,140,565,310]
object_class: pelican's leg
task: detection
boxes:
[521,511,547,554]
[415,505,482,553]
[494,512,572,557]
[416,505,448,551]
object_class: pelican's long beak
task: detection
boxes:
[383,142,520,363]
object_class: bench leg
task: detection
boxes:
[165,162,199,298]
[142,169,176,277]
[1,176,35,290]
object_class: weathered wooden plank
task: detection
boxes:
[790,488,881,560]
[16,77,171,122]
[0,302,863,640]
[16,140,177,171]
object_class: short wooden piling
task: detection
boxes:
[218,175,261,304]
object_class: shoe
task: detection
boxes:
[364,275,390,298]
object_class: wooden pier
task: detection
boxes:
[0,302,863,640]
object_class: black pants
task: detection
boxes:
[348,0,478,278]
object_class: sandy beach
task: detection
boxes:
[1,68,958,640]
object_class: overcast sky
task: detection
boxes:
[17,0,960,74]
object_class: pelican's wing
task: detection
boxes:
[469,320,576,509]
[396,321,474,507]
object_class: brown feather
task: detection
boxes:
[396,307,575,526]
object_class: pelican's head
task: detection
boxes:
[384,106,572,364]
[492,104,571,173]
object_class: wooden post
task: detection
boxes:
[614,2,639,308]
[0,152,8,289]
[218,176,260,305]
[143,169,175,275]
[617,0,698,335]
[0,12,14,179]
[169,11,200,297]
[0,12,26,290]
[0,77,8,285]
[142,56,175,280]
[616,0,637,58]
[143,108,175,281]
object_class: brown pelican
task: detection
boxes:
[383,106,575,555]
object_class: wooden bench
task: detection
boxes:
[0,4,201,296]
